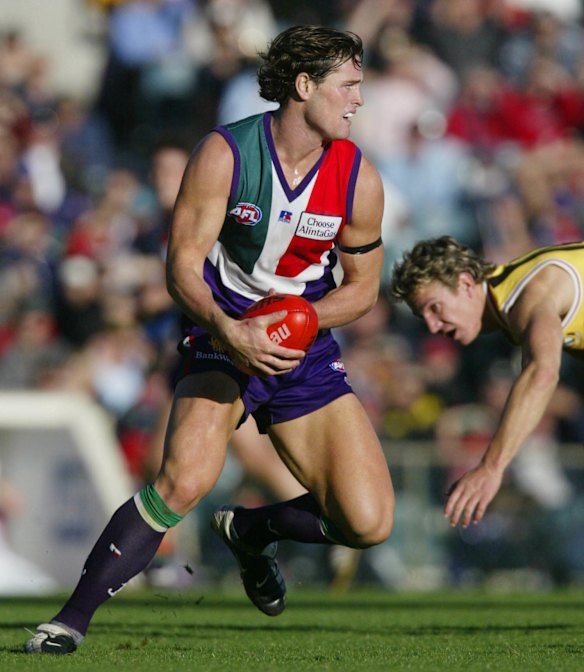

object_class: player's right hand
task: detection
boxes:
[443,463,504,528]
[225,311,305,376]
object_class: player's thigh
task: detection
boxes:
[231,418,306,500]
[156,371,244,512]
[269,393,394,540]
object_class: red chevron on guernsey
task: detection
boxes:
[275,140,359,277]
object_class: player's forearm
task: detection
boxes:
[314,248,383,329]
[481,362,559,473]
[314,278,379,329]
[166,261,234,342]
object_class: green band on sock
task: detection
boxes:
[320,515,355,547]
[138,484,184,530]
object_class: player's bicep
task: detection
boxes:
[523,312,564,366]
[511,296,564,369]
[338,243,384,287]
[167,133,233,270]
[336,156,384,286]
[337,155,384,251]
[510,268,570,367]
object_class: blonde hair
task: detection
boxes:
[390,236,496,306]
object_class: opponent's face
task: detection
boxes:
[303,58,364,140]
[412,274,484,345]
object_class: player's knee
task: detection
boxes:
[155,474,211,515]
[353,516,393,548]
[345,501,394,548]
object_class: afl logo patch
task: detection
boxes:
[229,202,262,226]
[329,359,346,373]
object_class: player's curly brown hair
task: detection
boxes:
[390,236,496,306]
[258,25,363,105]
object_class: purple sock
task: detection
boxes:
[52,496,165,635]
[232,493,331,549]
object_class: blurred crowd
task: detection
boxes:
[3,0,584,589]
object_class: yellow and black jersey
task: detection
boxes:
[486,241,584,351]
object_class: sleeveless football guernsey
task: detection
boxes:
[178,112,358,423]
[486,241,584,351]
[203,112,361,317]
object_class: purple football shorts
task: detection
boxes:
[175,329,353,433]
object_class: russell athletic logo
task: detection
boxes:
[230,202,262,226]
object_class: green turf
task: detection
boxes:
[2,588,584,671]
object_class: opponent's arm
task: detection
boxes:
[312,155,384,329]
[166,133,303,375]
[445,274,566,527]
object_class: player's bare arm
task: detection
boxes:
[166,133,304,375]
[166,133,233,336]
[445,268,568,527]
[314,156,384,329]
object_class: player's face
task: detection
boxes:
[305,58,364,140]
[412,275,484,345]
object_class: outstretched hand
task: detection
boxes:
[443,463,504,528]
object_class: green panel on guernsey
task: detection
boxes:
[218,114,274,274]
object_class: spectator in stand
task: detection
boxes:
[0,30,40,94]
[445,64,527,154]
[54,256,105,347]
[345,0,417,62]
[443,58,584,154]
[377,110,477,255]
[183,0,278,138]
[265,0,345,27]
[500,8,584,86]
[412,0,506,77]
[55,96,113,200]
[513,139,584,245]
[216,60,278,126]
[350,21,457,163]
[95,0,195,150]
[513,55,584,147]
[0,211,59,321]
[133,137,191,255]
[0,306,72,390]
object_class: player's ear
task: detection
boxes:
[458,272,476,295]
[295,72,314,101]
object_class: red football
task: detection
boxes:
[242,294,319,352]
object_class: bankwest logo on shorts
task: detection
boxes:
[229,202,262,226]
[295,212,342,241]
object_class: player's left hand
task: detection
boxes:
[443,463,504,528]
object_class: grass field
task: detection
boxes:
[1,588,584,671]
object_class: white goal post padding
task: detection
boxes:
[0,391,136,590]
[0,391,134,511]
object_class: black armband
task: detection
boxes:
[337,237,383,255]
